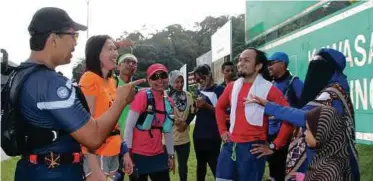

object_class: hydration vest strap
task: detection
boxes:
[164,97,173,115]
[137,89,174,133]
[146,89,155,112]
[155,110,166,114]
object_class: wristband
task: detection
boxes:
[120,142,129,155]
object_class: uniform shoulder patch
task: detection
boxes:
[57,86,70,99]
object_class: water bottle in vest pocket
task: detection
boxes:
[162,97,174,133]
[162,114,174,133]
[137,104,154,130]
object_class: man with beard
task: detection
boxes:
[267,52,304,181]
[215,48,293,181]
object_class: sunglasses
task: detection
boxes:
[150,72,168,81]
[55,32,79,41]
[268,61,281,66]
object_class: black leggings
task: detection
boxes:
[194,139,221,181]
[175,142,190,181]
[131,169,170,181]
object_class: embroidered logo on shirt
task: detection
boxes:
[57,86,69,99]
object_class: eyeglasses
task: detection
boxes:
[123,60,138,67]
[55,32,79,41]
[150,72,168,81]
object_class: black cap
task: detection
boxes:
[193,64,211,75]
[28,7,87,36]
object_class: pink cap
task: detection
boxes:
[147,63,168,79]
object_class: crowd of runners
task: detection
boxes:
[1,7,360,181]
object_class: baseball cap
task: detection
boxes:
[193,64,211,76]
[268,52,289,65]
[28,7,87,36]
[146,63,168,79]
[118,53,138,64]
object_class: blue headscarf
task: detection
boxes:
[319,48,350,93]
[298,48,349,107]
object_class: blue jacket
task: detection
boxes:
[268,71,303,136]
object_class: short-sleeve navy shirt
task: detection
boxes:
[14,62,90,181]
[193,84,224,141]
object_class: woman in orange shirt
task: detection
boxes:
[80,35,124,181]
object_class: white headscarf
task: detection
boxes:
[169,70,183,86]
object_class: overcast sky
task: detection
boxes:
[0,0,245,78]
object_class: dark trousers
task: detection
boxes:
[175,142,190,181]
[193,138,221,181]
[267,134,288,181]
[132,169,170,181]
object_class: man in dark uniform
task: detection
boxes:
[219,61,235,131]
[266,52,304,181]
[14,7,143,181]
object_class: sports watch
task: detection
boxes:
[269,142,276,150]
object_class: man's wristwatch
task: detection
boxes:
[269,142,276,150]
[169,155,175,160]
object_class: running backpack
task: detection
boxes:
[1,63,46,156]
[1,63,90,156]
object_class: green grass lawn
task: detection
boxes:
[2,126,373,181]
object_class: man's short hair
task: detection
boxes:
[29,28,68,51]
[221,61,234,70]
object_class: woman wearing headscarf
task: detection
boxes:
[301,106,353,181]
[168,70,196,181]
[248,48,359,181]
[124,63,175,181]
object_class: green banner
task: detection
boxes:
[245,1,318,43]
[261,1,373,144]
